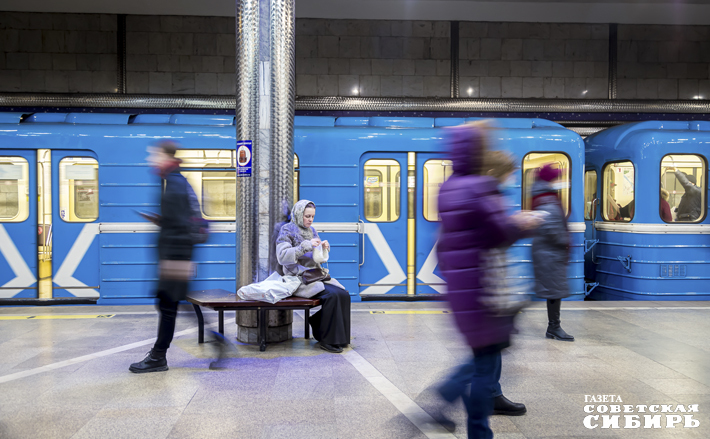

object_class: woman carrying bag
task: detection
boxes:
[275,199,351,353]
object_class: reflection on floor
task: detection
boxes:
[1,301,709,438]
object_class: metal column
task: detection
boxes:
[268,0,296,263]
[235,0,295,288]
[235,0,261,287]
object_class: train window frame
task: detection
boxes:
[363,158,401,223]
[660,153,707,224]
[0,156,30,223]
[584,169,598,220]
[176,149,236,222]
[58,157,99,223]
[422,159,453,222]
[521,152,571,218]
[601,160,635,223]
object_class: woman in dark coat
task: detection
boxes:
[531,164,574,341]
[437,123,540,439]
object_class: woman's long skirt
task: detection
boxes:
[310,284,351,346]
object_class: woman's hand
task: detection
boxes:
[321,240,330,251]
[310,238,321,248]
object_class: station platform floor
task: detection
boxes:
[1,300,709,439]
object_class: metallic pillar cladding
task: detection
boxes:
[268,0,296,262]
[2,94,710,114]
[235,0,261,287]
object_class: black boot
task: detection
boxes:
[129,349,168,373]
[493,395,527,416]
[546,299,574,341]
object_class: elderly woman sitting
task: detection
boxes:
[276,199,351,353]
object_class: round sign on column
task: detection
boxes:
[237,140,252,176]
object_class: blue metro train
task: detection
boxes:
[584,121,710,300]
[0,112,586,304]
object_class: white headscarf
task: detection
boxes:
[290,199,316,241]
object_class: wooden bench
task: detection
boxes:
[186,289,321,352]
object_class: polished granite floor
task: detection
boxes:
[1,300,709,439]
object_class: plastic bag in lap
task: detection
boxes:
[313,244,329,264]
[237,272,301,304]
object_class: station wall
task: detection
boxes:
[0,11,708,99]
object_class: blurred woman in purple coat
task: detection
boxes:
[437,122,540,438]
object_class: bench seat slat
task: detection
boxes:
[187,289,320,308]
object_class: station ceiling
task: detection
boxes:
[3,0,710,25]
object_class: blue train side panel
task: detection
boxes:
[0,113,586,304]
[585,121,710,300]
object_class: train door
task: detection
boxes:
[0,150,37,299]
[416,153,451,294]
[50,151,100,299]
[359,153,408,295]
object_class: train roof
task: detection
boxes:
[0,112,567,131]
[585,120,710,161]
[294,116,566,130]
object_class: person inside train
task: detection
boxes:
[531,164,574,342]
[618,199,635,220]
[275,199,351,353]
[670,168,702,221]
[436,122,542,438]
[130,141,197,373]
[660,188,673,222]
[606,186,623,221]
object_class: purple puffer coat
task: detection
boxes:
[437,125,527,350]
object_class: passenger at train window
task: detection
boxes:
[275,199,351,353]
[602,161,634,222]
[670,168,702,221]
[660,188,673,222]
[618,200,634,220]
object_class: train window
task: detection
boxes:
[602,161,634,222]
[175,149,235,168]
[661,154,706,223]
[584,170,597,220]
[0,157,29,222]
[59,157,99,222]
[177,149,236,221]
[182,171,236,220]
[294,154,300,207]
[521,153,570,216]
[363,159,400,222]
[422,159,453,221]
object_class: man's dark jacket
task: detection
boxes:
[159,172,194,261]
[675,170,702,221]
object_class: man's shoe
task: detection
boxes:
[320,343,343,353]
[129,349,168,373]
[546,325,575,342]
[492,395,526,416]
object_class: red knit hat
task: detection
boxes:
[538,163,562,182]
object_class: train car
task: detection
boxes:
[584,121,710,300]
[283,116,587,300]
[0,113,586,304]
[0,112,237,305]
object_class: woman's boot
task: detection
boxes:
[546,299,574,341]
